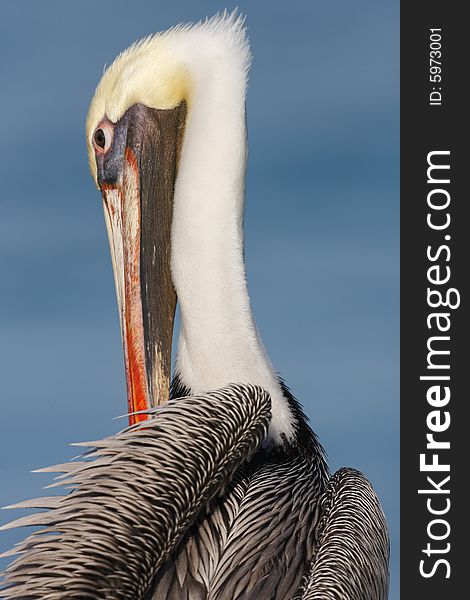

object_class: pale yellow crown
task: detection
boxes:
[86,12,250,186]
[86,30,192,186]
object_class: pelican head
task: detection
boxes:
[86,13,295,442]
[87,69,189,423]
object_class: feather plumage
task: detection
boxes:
[0,384,271,599]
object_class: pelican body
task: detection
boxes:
[1,13,389,599]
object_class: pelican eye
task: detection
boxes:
[94,128,106,149]
[93,121,114,154]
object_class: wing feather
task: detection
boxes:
[1,385,270,600]
[150,448,329,600]
[297,468,390,600]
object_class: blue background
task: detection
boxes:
[0,1,399,597]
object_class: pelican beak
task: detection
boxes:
[93,103,186,424]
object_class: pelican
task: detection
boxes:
[1,13,389,599]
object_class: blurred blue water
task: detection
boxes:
[0,1,399,597]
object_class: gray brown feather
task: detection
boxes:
[1,384,390,599]
[296,468,390,600]
[150,450,329,599]
[0,384,271,599]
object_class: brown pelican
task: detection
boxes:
[1,13,389,599]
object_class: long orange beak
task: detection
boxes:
[101,148,150,424]
[93,103,186,424]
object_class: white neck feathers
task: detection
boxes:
[168,15,295,444]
